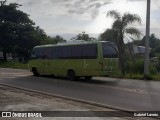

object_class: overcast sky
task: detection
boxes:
[8,0,160,40]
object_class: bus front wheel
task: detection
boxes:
[32,67,39,76]
[67,70,76,80]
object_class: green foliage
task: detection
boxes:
[157,54,160,61]
[154,46,160,55]
[0,60,29,69]
[143,74,153,80]
[149,63,157,75]
[40,35,66,45]
[72,31,97,41]
[152,74,160,81]
[99,29,117,42]
[0,2,35,61]
[125,74,144,80]
[0,1,66,61]
[125,58,157,75]
[77,31,89,41]
[105,10,142,75]
[131,34,160,57]
[150,55,160,72]
[143,34,160,49]
[132,34,160,47]
[125,59,144,74]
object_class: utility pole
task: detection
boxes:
[144,0,150,78]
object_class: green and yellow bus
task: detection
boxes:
[29,40,118,80]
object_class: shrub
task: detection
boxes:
[125,59,157,75]
[125,59,144,74]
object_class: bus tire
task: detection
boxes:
[67,70,76,80]
[32,67,39,76]
[85,76,92,80]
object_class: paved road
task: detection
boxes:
[1,68,160,111]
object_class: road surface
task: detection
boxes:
[0,68,160,111]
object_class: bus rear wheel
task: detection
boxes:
[32,67,39,76]
[67,70,76,80]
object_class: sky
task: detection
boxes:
[7,0,160,40]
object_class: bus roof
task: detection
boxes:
[34,40,113,48]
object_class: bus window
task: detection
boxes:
[35,48,43,58]
[71,45,84,59]
[83,44,97,59]
[43,47,52,59]
[102,43,118,58]
[61,46,72,59]
[50,47,60,59]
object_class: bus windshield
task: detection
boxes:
[102,43,118,58]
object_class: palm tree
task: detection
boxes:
[106,10,141,75]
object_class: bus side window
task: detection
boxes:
[71,45,83,59]
[61,47,71,59]
[83,44,97,59]
[35,48,43,59]
[50,47,62,59]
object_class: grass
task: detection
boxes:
[125,74,144,80]
[151,74,160,81]
[111,73,160,81]
[0,60,29,70]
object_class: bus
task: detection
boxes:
[29,40,118,80]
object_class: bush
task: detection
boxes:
[143,74,153,80]
[125,59,157,75]
[125,59,144,74]
[149,62,157,75]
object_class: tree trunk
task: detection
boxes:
[118,36,125,76]
[121,49,125,75]
[119,47,125,75]
[2,49,7,62]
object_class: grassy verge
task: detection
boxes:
[111,73,160,81]
[0,60,29,70]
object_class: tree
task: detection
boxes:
[72,31,97,41]
[141,34,160,49]
[54,35,66,43]
[0,0,6,6]
[0,1,59,61]
[99,29,117,42]
[106,10,141,75]
[0,2,34,61]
